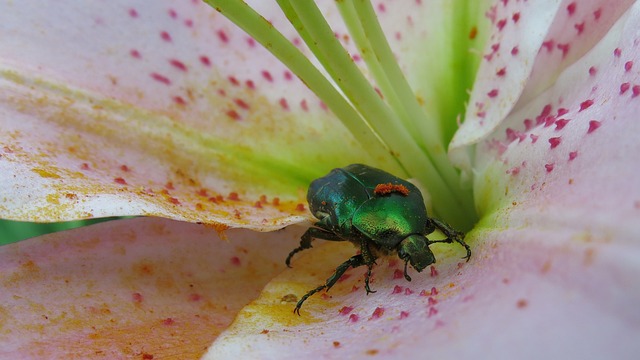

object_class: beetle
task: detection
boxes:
[286,164,471,315]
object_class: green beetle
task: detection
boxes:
[286,164,471,315]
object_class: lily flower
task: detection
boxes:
[1,0,639,358]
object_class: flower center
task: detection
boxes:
[204,1,478,230]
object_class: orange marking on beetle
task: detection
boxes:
[373,183,410,196]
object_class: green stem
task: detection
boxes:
[349,0,476,221]
[203,0,399,173]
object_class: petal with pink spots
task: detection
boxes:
[0,0,378,228]
[0,217,304,359]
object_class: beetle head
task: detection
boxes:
[398,234,436,273]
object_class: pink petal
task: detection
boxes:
[0,217,304,358]
[0,0,375,227]
[474,1,640,219]
[206,230,640,358]
[451,0,634,166]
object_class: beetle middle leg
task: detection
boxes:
[430,218,472,261]
[294,254,366,315]
[360,240,377,295]
[286,227,343,267]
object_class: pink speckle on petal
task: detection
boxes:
[588,120,601,134]
[620,82,631,94]
[349,313,359,323]
[428,297,438,306]
[512,12,520,23]
[128,8,139,18]
[511,46,519,56]
[279,98,289,110]
[575,22,585,35]
[393,269,404,279]
[496,67,506,76]
[428,307,438,318]
[150,73,171,85]
[569,151,578,160]
[549,137,562,149]
[567,2,577,15]
[523,118,534,131]
[544,116,556,127]
[226,110,241,121]
[230,256,241,266]
[369,307,385,320]
[542,40,554,52]
[199,56,211,67]
[557,43,570,58]
[430,266,438,277]
[392,285,403,294]
[399,311,410,320]
[545,163,555,172]
[625,61,634,72]
[632,85,640,98]
[217,29,229,43]
[614,48,622,57]
[557,108,569,116]
[234,98,250,110]
[497,18,507,30]
[160,31,172,42]
[173,96,186,106]
[130,49,141,59]
[261,70,273,82]
[579,99,594,111]
[132,292,143,303]
[555,119,570,130]
[169,59,187,72]
[339,306,354,315]
[405,288,414,295]
[594,8,602,20]
[228,76,240,86]
[488,89,499,98]
[530,134,539,143]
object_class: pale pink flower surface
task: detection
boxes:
[1,1,639,359]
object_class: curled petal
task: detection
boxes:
[451,0,634,169]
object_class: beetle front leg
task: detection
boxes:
[286,227,343,267]
[294,254,366,315]
[430,218,471,261]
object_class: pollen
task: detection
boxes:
[374,183,410,196]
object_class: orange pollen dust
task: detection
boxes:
[373,183,410,196]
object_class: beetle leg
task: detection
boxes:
[402,259,412,282]
[430,218,472,262]
[360,241,378,295]
[286,227,343,268]
[294,254,366,315]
